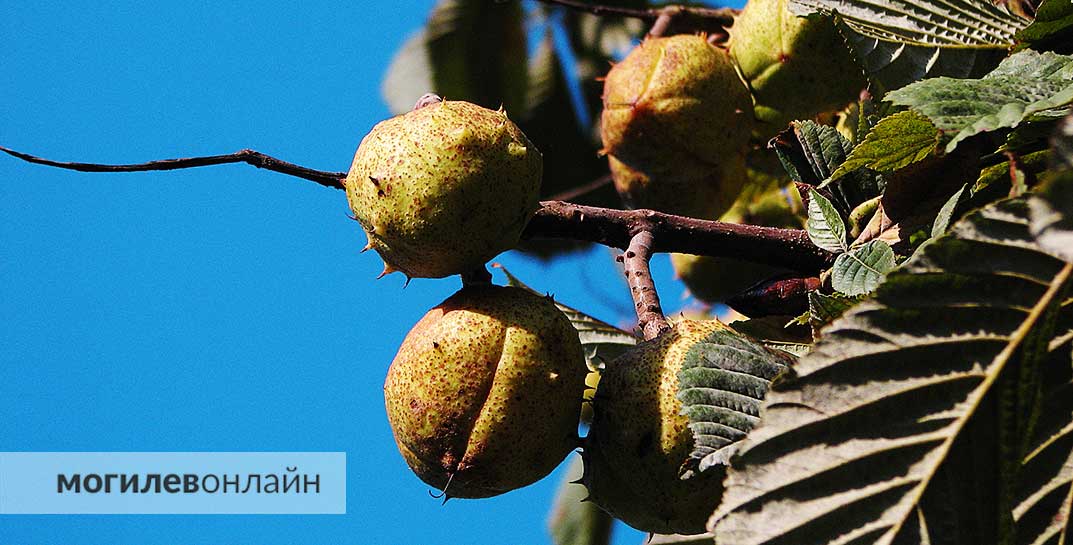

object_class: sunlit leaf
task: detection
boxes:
[806,189,849,253]
[1029,172,1073,262]
[886,50,1073,152]
[832,239,897,295]
[831,110,939,180]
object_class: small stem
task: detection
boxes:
[531,0,736,27]
[0,146,834,271]
[545,174,612,202]
[0,146,346,190]
[646,6,735,41]
[533,0,657,20]
[619,230,669,340]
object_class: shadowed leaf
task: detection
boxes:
[1014,334,1072,545]
[808,290,860,331]
[381,0,527,115]
[678,328,794,477]
[1016,0,1073,53]
[711,187,1073,544]
[549,455,614,545]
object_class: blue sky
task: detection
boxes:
[0,2,706,543]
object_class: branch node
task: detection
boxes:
[622,230,670,340]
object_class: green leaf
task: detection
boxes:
[832,239,897,295]
[729,317,814,358]
[790,0,1028,91]
[1054,113,1073,171]
[886,50,1073,153]
[847,196,881,239]
[648,533,717,544]
[677,327,794,477]
[772,121,885,214]
[932,183,968,238]
[807,290,859,330]
[831,111,939,180]
[516,32,612,203]
[773,121,853,187]
[1016,0,1073,53]
[711,193,1073,543]
[548,455,613,545]
[380,0,527,115]
[1013,339,1073,545]
[790,0,1026,45]
[1030,172,1073,262]
[806,189,849,253]
[821,172,887,222]
[974,150,1054,197]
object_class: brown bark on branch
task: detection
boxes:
[618,230,670,340]
[531,0,736,26]
[0,146,347,190]
[0,145,833,272]
[524,201,834,273]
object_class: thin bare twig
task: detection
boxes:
[0,146,833,271]
[618,230,670,340]
[531,0,736,26]
[533,0,656,19]
[546,174,612,202]
[0,146,346,190]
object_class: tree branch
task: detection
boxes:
[0,146,346,190]
[0,146,833,272]
[531,0,736,27]
[618,230,670,340]
[545,173,612,203]
[524,201,834,273]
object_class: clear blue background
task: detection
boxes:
[0,2,709,543]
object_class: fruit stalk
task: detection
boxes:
[619,230,670,340]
